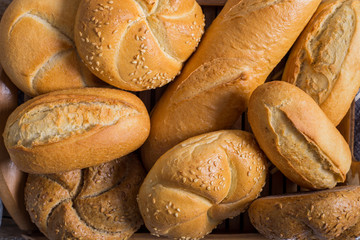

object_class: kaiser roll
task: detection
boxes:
[74,0,205,91]
[249,186,360,240]
[0,0,101,96]
[138,130,267,239]
[25,154,145,240]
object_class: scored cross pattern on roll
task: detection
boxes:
[25,154,146,240]
[0,0,102,97]
[138,130,268,239]
[74,0,205,91]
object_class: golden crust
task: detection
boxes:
[0,0,101,96]
[249,186,360,240]
[25,155,145,240]
[138,130,267,239]
[74,0,204,91]
[3,88,150,174]
[141,0,322,170]
[248,81,351,189]
[282,0,360,126]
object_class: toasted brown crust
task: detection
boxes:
[282,0,360,126]
[249,186,360,240]
[0,69,34,231]
[141,0,322,170]
[248,81,351,189]
[0,0,102,96]
[74,0,204,91]
[138,130,268,239]
[25,154,145,240]
[3,88,150,174]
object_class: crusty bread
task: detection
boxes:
[74,0,204,91]
[249,186,360,240]
[0,68,34,231]
[3,87,150,174]
[248,81,351,189]
[138,130,267,239]
[0,0,102,96]
[282,0,360,126]
[25,154,145,240]
[141,0,322,170]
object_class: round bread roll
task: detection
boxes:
[282,0,360,126]
[249,186,360,240]
[138,130,268,239]
[0,0,101,96]
[248,81,351,190]
[74,0,205,91]
[3,88,150,174]
[25,154,145,240]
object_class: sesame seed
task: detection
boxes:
[105,22,110,25]
[206,186,211,191]
[108,0,113,3]
[95,67,99,71]
[131,61,137,64]
[152,198,156,204]
[175,213,179,217]
[109,6,114,10]
[167,210,171,214]
[86,38,90,43]
[97,32,102,37]
[98,53,103,57]
[96,61,100,66]
[108,44,112,49]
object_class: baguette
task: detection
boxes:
[282,0,360,126]
[248,81,351,189]
[3,88,150,174]
[141,0,322,170]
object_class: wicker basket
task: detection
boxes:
[0,1,355,239]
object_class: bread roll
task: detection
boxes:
[3,88,150,174]
[74,0,204,91]
[249,186,360,240]
[138,130,267,239]
[0,69,34,231]
[141,0,322,170]
[248,81,351,189]
[25,154,145,240]
[282,0,360,126]
[0,0,102,96]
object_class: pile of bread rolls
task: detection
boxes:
[0,0,359,239]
